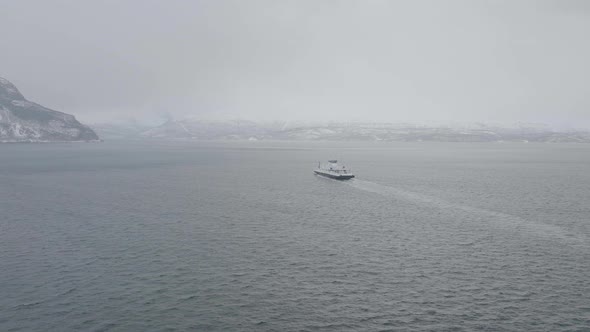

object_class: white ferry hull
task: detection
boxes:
[314,170,355,180]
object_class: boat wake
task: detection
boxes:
[346,179,587,246]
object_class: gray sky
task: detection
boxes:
[1,0,589,127]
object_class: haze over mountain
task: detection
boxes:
[1,1,589,127]
[90,118,590,143]
[0,76,99,142]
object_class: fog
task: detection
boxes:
[1,0,589,127]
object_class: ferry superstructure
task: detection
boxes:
[314,160,355,180]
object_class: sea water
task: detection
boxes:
[1,141,589,331]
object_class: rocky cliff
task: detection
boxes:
[0,76,99,142]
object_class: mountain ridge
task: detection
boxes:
[91,118,590,143]
[0,76,99,142]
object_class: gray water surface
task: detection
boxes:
[1,141,589,331]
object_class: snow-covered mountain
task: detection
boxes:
[0,76,99,142]
[137,118,590,142]
[140,119,282,140]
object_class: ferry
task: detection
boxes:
[314,160,355,180]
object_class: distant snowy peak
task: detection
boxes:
[141,118,276,140]
[0,76,99,142]
[138,118,590,142]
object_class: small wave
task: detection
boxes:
[59,288,77,296]
[346,179,587,246]
[14,301,44,309]
[180,294,198,302]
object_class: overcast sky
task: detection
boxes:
[1,0,589,127]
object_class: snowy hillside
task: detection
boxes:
[0,76,99,142]
[136,118,590,143]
